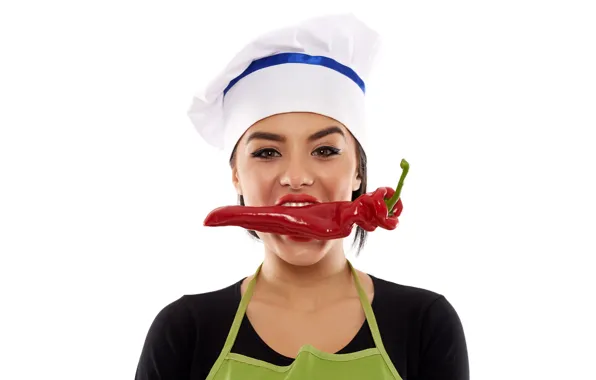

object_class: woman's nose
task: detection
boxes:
[279,160,314,189]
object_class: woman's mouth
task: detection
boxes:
[278,202,317,207]
[275,194,321,207]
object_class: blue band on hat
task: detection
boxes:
[223,52,365,96]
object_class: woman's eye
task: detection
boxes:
[251,148,281,159]
[312,146,340,157]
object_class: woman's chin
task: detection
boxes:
[285,235,315,243]
[281,233,329,246]
[280,253,325,267]
[273,234,329,266]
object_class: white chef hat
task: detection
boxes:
[187,13,381,160]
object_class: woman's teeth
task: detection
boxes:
[280,202,315,207]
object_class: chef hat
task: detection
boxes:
[187,13,381,160]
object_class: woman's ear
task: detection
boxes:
[232,167,242,196]
[352,170,362,192]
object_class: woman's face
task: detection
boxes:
[232,112,362,266]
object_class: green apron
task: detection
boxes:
[205,260,404,380]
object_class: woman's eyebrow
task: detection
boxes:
[245,126,345,144]
[246,131,285,143]
[307,126,345,142]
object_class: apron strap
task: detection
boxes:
[347,260,386,350]
[348,260,401,379]
[217,263,262,357]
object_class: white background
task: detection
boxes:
[1,1,595,379]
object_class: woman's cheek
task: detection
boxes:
[246,176,278,206]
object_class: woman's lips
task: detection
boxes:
[275,193,321,206]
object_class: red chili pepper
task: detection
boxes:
[203,159,409,240]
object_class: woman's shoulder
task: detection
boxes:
[146,278,244,335]
[369,273,466,340]
[183,278,244,305]
[136,279,246,379]
[368,274,469,378]
[177,278,245,320]
[368,273,461,322]
[370,274,444,303]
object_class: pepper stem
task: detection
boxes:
[385,159,409,214]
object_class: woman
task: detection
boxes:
[135,14,469,380]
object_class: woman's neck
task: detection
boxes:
[256,247,355,312]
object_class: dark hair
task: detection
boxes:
[229,139,369,256]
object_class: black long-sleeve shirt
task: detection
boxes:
[135,273,469,380]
